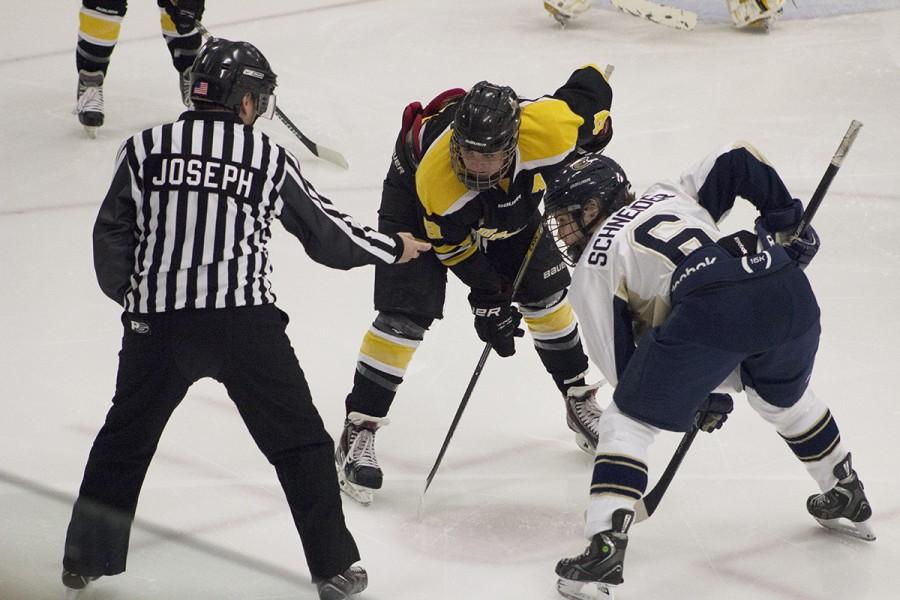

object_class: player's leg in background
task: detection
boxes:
[490,224,597,451]
[156,0,202,107]
[338,184,447,503]
[74,0,128,132]
[741,266,874,539]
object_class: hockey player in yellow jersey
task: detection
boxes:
[74,1,204,137]
[336,65,614,504]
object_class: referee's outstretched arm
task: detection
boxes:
[279,151,429,269]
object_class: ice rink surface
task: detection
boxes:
[2,1,899,599]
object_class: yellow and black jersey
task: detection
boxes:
[408,64,613,291]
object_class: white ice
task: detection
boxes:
[2,1,899,599]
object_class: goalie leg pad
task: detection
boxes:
[726,0,786,28]
[544,0,593,26]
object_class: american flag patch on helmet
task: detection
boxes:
[193,81,208,97]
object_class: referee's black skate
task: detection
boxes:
[61,570,97,599]
[807,452,875,541]
[74,70,104,138]
[335,412,389,505]
[314,565,368,600]
[555,509,633,600]
[565,383,604,454]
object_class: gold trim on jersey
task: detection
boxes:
[78,9,123,45]
[516,98,585,170]
[417,125,473,217]
[733,141,773,165]
[434,235,478,266]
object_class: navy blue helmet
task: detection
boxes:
[543,152,632,265]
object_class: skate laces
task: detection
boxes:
[75,84,103,115]
[346,412,389,469]
[568,384,604,433]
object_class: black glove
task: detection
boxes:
[759,199,821,270]
[166,0,205,35]
[468,288,524,357]
[695,393,734,433]
[782,225,820,271]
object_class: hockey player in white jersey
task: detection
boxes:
[542,146,874,600]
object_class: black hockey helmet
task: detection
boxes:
[543,152,632,266]
[190,38,277,120]
[450,81,521,191]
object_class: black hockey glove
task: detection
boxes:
[695,393,734,433]
[759,198,821,270]
[782,225,820,271]
[468,288,524,357]
[166,0,205,35]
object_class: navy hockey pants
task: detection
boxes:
[614,264,821,432]
[63,304,359,579]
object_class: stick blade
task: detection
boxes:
[632,499,651,523]
[314,144,350,169]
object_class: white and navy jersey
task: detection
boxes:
[93,111,401,313]
[568,142,796,387]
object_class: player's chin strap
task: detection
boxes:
[193,22,349,169]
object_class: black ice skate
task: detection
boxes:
[61,570,97,599]
[565,383,604,454]
[335,412,389,505]
[555,509,634,600]
[807,452,875,541]
[314,565,368,600]
[74,70,104,138]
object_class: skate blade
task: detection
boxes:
[64,587,85,600]
[557,578,615,600]
[336,467,374,506]
[814,516,876,541]
[574,433,596,456]
[83,125,98,139]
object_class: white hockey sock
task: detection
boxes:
[585,402,659,538]
[746,386,848,491]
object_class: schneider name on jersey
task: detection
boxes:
[569,142,796,387]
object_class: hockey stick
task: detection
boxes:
[609,0,698,31]
[423,223,545,495]
[792,120,863,238]
[421,64,616,498]
[634,119,864,524]
[194,23,350,169]
[634,426,698,522]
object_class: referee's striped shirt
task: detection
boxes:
[93,111,401,313]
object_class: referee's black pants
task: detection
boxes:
[63,304,359,580]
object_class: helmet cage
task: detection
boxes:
[544,202,606,267]
[543,153,632,266]
[449,134,517,191]
[450,81,520,191]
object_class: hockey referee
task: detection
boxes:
[61,38,430,600]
